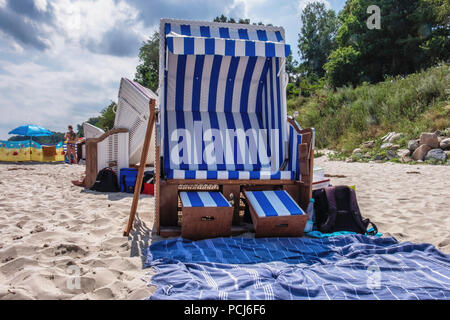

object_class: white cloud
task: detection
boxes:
[0,0,348,139]
[53,0,145,48]
[0,43,138,138]
[34,0,48,12]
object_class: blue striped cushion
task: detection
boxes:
[164,22,285,43]
[163,54,285,172]
[287,123,303,180]
[168,170,294,180]
[180,191,231,207]
[166,35,290,58]
[245,190,305,217]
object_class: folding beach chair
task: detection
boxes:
[84,79,159,188]
[115,78,158,166]
[124,19,315,238]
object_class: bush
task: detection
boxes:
[292,63,450,150]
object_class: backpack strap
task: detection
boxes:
[348,187,378,235]
[319,186,337,233]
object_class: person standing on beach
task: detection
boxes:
[64,125,78,164]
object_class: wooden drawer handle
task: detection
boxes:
[276,223,288,228]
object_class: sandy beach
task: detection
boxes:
[0,158,449,299]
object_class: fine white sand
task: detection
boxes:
[0,158,448,299]
[0,163,156,300]
[315,155,450,253]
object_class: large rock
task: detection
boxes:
[397,149,410,158]
[388,132,404,143]
[425,148,447,162]
[440,138,450,150]
[412,144,432,161]
[386,150,397,160]
[381,132,396,142]
[397,149,411,163]
[381,143,400,150]
[408,139,420,151]
[419,132,439,149]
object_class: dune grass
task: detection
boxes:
[289,63,450,153]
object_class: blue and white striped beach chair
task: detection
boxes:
[154,19,315,237]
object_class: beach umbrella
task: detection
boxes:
[8,124,54,137]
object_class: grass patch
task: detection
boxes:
[289,63,450,152]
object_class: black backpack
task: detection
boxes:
[313,186,378,235]
[91,167,120,192]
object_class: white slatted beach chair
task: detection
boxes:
[115,78,158,166]
[124,19,315,238]
[83,122,105,139]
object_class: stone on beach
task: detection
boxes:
[440,138,450,150]
[408,139,420,151]
[425,149,447,162]
[412,144,432,161]
[420,132,439,149]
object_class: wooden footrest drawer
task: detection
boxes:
[244,190,308,237]
[180,191,233,240]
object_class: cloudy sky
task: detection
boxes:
[0,0,345,139]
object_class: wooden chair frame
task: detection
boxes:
[84,128,129,189]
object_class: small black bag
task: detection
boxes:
[312,186,378,235]
[91,167,120,192]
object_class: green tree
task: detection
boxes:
[76,116,101,137]
[135,31,160,92]
[325,0,450,87]
[418,0,450,66]
[285,54,300,83]
[97,101,117,131]
[298,2,338,78]
[213,15,250,24]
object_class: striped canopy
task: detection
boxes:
[164,21,290,58]
[167,34,290,57]
[159,19,295,180]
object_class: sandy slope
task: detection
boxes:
[0,158,448,300]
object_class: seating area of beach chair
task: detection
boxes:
[123,19,315,239]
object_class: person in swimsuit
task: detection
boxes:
[64,125,78,164]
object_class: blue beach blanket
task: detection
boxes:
[144,235,450,300]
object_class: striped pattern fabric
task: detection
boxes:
[287,122,303,180]
[245,190,305,217]
[163,55,286,172]
[180,191,231,207]
[167,34,290,58]
[161,20,289,179]
[145,235,450,300]
[168,169,294,180]
[164,21,286,43]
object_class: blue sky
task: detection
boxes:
[0,0,346,139]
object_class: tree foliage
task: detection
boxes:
[134,31,160,92]
[298,2,338,78]
[325,0,450,87]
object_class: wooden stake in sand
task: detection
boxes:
[124,99,156,236]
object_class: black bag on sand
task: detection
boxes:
[312,186,378,235]
[91,167,120,192]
